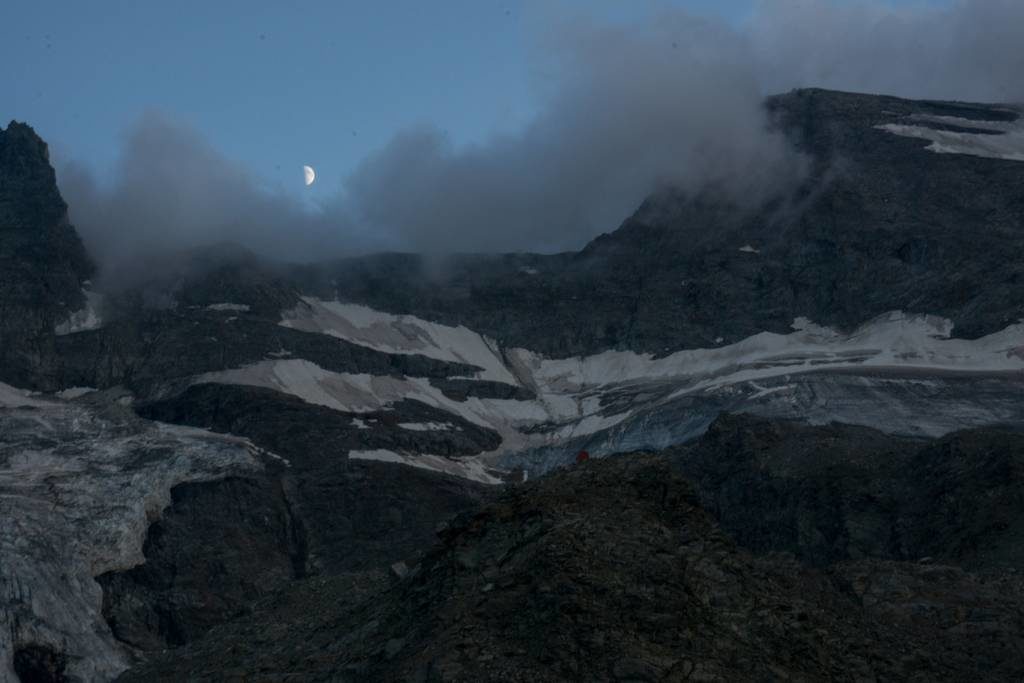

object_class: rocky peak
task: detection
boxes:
[0,120,95,388]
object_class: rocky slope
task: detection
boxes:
[0,382,495,682]
[121,437,1024,681]
[669,413,1024,572]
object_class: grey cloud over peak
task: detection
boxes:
[59,1,1024,272]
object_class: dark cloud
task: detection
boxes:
[58,1,1024,271]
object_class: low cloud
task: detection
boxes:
[59,112,361,272]
[59,1,1024,270]
[346,12,804,253]
[751,0,1024,104]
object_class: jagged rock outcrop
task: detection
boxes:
[120,452,1024,682]
[0,121,94,387]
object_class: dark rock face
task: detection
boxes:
[0,121,93,386]
[136,382,502,577]
[137,383,501,462]
[121,243,302,317]
[432,377,537,402]
[297,90,1023,357]
[120,454,1024,682]
[97,476,304,650]
[97,384,497,652]
[670,413,1024,571]
[97,460,495,652]
[12,644,68,683]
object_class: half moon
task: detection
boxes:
[303,165,316,186]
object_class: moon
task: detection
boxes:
[303,165,316,186]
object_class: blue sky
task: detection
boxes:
[2,0,964,210]
[2,1,763,197]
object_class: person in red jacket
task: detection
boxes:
[576,449,590,464]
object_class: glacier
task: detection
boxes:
[184,300,1024,481]
[0,386,268,681]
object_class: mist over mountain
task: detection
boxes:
[751,0,1024,102]
[58,0,1024,273]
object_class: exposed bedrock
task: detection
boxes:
[0,392,262,682]
[97,384,497,653]
[96,475,304,651]
[0,122,94,389]
[96,462,494,652]
[136,383,502,463]
[667,413,1024,572]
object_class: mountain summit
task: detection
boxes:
[0,121,94,386]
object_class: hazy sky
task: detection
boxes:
[4,0,1019,264]
[3,0,943,195]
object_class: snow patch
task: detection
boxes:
[877,113,1024,161]
[747,382,795,400]
[515,311,1022,398]
[206,303,251,312]
[55,387,98,400]
[398,422,453,432]
[348,449,502,485]
[280,297,520,385]
[0,382,49,408]
[55,290,104,335]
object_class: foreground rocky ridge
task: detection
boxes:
[122,425,1024,681]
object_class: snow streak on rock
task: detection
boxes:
[877,113,1024,161]
[54,289,104,336]
[348,449,503,485]
[280,298,517,384]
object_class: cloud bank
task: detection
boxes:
[58,113,356,270]
[751,0,1024,104]
[60,0,1024,270]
